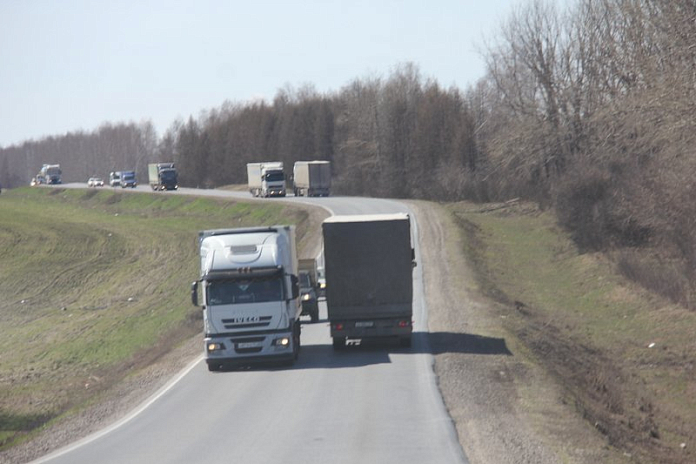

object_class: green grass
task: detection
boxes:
[0,187,322,449]
[450,201,696,461]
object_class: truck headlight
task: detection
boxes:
[272,337,290,347]
[302,294,310,301]
[207,342,225,352]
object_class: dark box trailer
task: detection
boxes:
[322,213,415,349]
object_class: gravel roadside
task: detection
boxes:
[407,200,616,463]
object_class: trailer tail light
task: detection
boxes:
[333,322,344,331]
[398,320,412,328]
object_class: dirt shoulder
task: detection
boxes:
[406,200,621,464]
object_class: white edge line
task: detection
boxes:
[31,355,204,463]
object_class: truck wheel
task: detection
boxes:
[310,308,319,323]
[332,337,346,350]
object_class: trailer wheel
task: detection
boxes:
[332,337,346,350]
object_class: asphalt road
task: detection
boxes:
[34,185,468,464]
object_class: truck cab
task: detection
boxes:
[192,226,301,371]
[120,170,137,188]
[109,171,121,187]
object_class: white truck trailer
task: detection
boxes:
[191,226,302,370]
[148,163,178,190]
[293,160,331,197]
[322,213,416,349]
[247,162,286,197]
[39,164,62,184]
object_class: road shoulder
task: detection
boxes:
[406,200,615,464]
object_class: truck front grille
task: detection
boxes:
[221,315,272,330]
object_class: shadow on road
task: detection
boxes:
[212,331,512,373]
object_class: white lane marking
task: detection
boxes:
[31,356,204,463]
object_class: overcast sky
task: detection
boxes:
[0,0,568,148]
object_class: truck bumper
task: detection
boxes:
[329,317,412,339]
[204,330,296,367]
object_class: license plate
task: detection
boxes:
[355,321,374,328]
[237,342,262,349]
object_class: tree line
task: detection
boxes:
[2,0,695,306]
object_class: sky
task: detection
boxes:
[0,0,566,148]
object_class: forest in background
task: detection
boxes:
[2,0,695,308]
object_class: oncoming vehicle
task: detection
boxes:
[299,271,319,322]
[191,226,302,371]
[87,177,104,187]
[120,170,137,188]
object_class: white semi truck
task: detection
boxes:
[247,162,286,197]
[191,225,302,370]
[293,160,331,197]
[39,164,62,184]
[322,213,416,349]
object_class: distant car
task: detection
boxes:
[88,177,104,187]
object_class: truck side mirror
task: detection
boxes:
[191,281,199,306]
[290,275,300,300]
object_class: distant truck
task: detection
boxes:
[148,163,178,191]
[120,170,137,188]
[109,171,121,187]
[323,213,416,349]
[110,170,137,188]
[39,164,62,184]
[293,161,331,197]
[247,162,286,197]
[299,258,319,322]
[191,226,302,371]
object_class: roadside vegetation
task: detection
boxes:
[451,201,695,464]
[1,0,694,461]
[0,187,323,451]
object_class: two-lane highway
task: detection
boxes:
[34,186,468,464]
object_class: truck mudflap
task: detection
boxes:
[329,317,413,349]
[204,323,300,370]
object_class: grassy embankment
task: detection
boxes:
[450,201,695,463]
[0,187,324,450]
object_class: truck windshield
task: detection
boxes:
[299,272,312,289]
[264,172,285,182]
[207,277,283,305]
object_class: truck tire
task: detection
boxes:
[332,337,346,350]
[310,308,319,323]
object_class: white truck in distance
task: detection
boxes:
[247,162,286,197]
[191,226,302,371]
[293,160,331,197]
[322,213,416,349]
[39,164,62,184]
